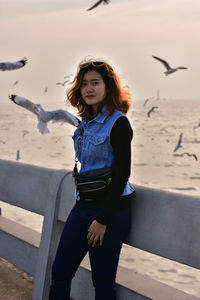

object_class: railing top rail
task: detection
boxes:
[0,159,68,215]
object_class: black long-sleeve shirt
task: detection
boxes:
[79,116,133,225]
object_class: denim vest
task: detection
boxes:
[72,105,134,196]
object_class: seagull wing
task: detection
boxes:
[87,0,104,11]
[64,80,70,85]
[152,106,158,111]
[9,95,50,134]
[0,62,11,71]
[0,58,27,71]
[16,150,20,161]
[13,80,19,86]
[0,62,23,71]
[44,109,81,127]
[9,95,41,116]
[147,108,153,118]
[193,122,200,131]
[194,154,198,161]
[152,55,171,70]
[178,133,183,145]
[64,74,73,79]
[173,144,180,152]
[173,133,183,152]
[147,106,158,117]
[178,67,188,70]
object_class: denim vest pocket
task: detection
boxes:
[89,136,106,145]
[88,135,109,162]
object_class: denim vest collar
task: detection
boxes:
[93,105,109,124]
[83,105,109,125]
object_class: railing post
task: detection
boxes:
[32,170,69,300]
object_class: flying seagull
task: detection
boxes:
[0,58,27,71]
[173,133,183,152]
[144,98,150,106]
[9,94,81,134]
[144,96,154,107]
[64,74,73,79]
[56,80,70,86]
[16,150,21,161]
[147,106,158,118]
[173,152,198,161]
[87,0,110,11]
[13,80,19,87]
[193,122,200,134]
[22,130,29,138]
[152,55,188,75]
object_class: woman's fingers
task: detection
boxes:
[99,233,104,246]
[87,231,94,242]
[88,232,99,246]
[87,220,106,247]
[92,235,99,247]
[87,230,92,240]
[87,232,105,247]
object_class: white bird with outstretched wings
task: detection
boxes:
[9,95,80,134]
[152,55,188,75]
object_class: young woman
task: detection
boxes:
[49,59,134,300]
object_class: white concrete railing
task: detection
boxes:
[0,159,200,300]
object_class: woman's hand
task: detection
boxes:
[87,220,107,247]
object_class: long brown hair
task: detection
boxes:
[66,59,131,118]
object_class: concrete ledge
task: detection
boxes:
[0,216,41,247]
[79,255,200,300]
[117,265,200,300]
[71,263,151,300]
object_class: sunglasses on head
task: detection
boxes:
[80,61,109,71]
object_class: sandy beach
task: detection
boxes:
[0,98,200,298]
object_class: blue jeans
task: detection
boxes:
[49,202,131,300]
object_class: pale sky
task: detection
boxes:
[1,0,200,104]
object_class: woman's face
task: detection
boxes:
[80,70,106,114]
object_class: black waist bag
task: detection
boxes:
[73,167,113,199]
